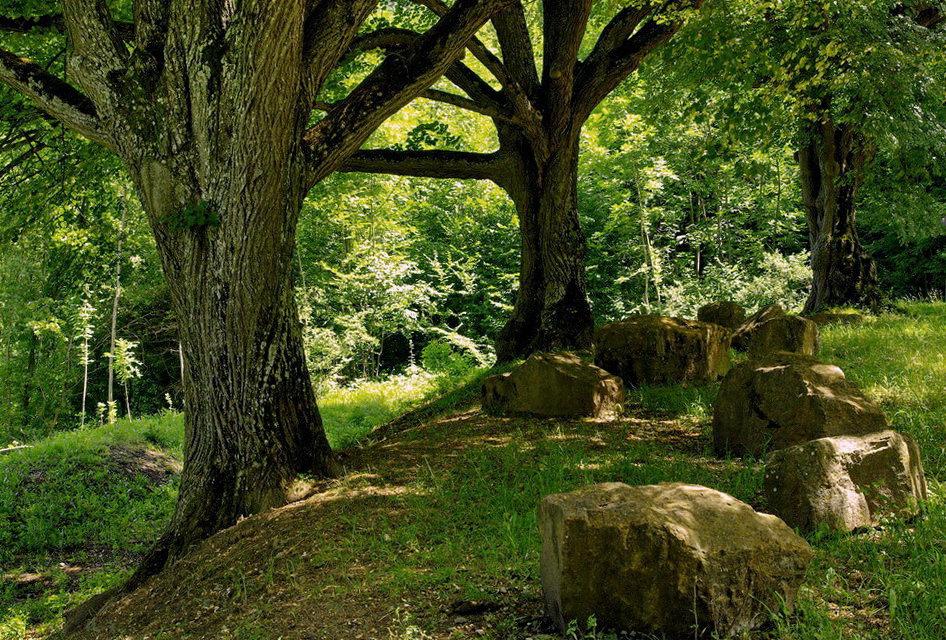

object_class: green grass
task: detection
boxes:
[5,303,946,638]
[0,413,183,638]
[319,367,484,448]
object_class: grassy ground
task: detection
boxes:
[3,303,946,639]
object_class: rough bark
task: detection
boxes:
[799,118,882,313]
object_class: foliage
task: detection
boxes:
[166,200,220,232]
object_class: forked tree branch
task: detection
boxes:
[350,26,510,117]
[575,1,706,122]
[410,0,514,88]
[303,0,516,184]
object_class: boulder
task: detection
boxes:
[697,301,746,330]
[713,353,888,457]
[806,313,865,327]
[481,352,624,418]
[732,304,785,351]
[593,315,731,386]
[764,431,927,533]
[745,315,820,357]
[540,483,812,638]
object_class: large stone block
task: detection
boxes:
[593,315,731,386]
[745,315,820,357]
[540,483,812,638]
[764,431,927,533]
[713,354,888,457]
[697,301,746,330]
[732,304,785,351]
[481,352,624,418]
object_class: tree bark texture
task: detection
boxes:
[0,0,516,601]
[494,130,593,361]
[340,0,705,362]
[799,118,882,313]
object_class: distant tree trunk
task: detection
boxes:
[107,200,126,408]
[799,118,882,313]
[496,130,593,362]
[20,333,37,428]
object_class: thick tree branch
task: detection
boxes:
[304,0,379,96]
[410,0,513,88]
[340,148,501,181]
[350,26,417,53]
[61,0,127,109]
[575,1,705,122]
[422,88,514,121]
[491,2,540,98]
[0,50,111,147]
[304,0,515,185]
[349,26,511,118]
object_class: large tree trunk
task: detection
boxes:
[495,131,593,362]
[799,119,882,313]
[124,147,335,579]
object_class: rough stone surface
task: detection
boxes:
[593,315,731,386]
[540,482,812,638]
[732,304,785,351]
[764,431,927,533]
[806,313,866,327]
[697,301,746,330]
[713,353,888,457]
[745,315,820,357]
[481,352,624,418]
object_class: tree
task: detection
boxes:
[0,0,515,607]
[340,0,706,361]
[674,0,946,312]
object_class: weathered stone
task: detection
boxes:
[764,431,927,533]
[481,352,624,418]
[732,304,785,351]
[745,315,820,357]
[713,353,888,457]
[806,312,866,327]
[697,301,746,330]
[593,315,731,386]
[540,483,812,638]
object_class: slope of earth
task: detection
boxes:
[75,404,751,640]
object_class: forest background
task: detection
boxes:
[2,0,946,445]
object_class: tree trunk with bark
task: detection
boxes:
[799,118,882,313]
[495,130,593,361]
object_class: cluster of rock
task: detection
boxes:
[707,303,926,536]
[481,314,733,420]
[478,300,924,638]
